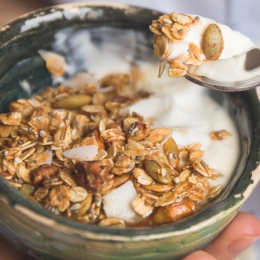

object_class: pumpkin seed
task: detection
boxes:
[163,136,179,156]
[144,160,172,184]
[19,184,34,195]
[202,23,224,60]
[55,94,91,109]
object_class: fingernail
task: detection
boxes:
[228,236,259,255]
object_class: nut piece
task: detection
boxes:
[202,23,224,60]
[153,198,196,225]
[74,161,109,191]
[33,164,58,186]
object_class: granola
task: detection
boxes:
[149,12,224,78]
[0,52,231,227]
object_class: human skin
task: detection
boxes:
[182,212,260,260]
[0,0,52,26]
[0,212,259,260]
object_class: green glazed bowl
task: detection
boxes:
[0,3,260,260]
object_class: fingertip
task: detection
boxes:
[204,212,260,260]
[181,250,217,260]
[234,212,260,237]
[0,238,28,260]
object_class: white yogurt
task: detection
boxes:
[168,15,255,61]
[103,181,142,224]
[156,14,260,82]
[50,27,240,223]
[129,73,239,188]
[186,16,260,81]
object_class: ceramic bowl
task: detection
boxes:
[0,3,260,260]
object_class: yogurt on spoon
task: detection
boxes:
[150,12,260,82]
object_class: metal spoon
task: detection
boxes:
[184,48,260,92]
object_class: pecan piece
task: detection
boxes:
[153,197,196,225]
[33,164,58,186]
[74,161,109,191]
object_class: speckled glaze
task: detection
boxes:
[0,3,260,260]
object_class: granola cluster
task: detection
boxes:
[150,12,224,78]
[0,51,230,228]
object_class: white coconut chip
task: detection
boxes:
[62,145,98,161]
[44,150,53,165]
[63,72,95,88]
[38,49,65,63]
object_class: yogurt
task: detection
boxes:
[150,12,260,82]
[50,27,240,223]
[103,76,239,223]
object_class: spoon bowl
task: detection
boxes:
[185,72,260,92]
[185,48,260,92]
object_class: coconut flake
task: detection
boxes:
[38,49,66,76]
[38,49,64,62]
[44,150,53,165]
[62,145,98,161]
[63,72,95,88]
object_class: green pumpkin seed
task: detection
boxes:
[163,136,179,156]
[19,184,34,195]
[55,94,92,109]
[202,23,224,60]
[144,160,172,184]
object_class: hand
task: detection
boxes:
[0,238,29,260]
[182,212,260,260]
[0,212,259,260]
